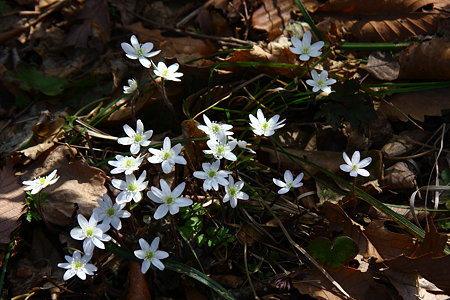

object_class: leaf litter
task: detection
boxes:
[0,0,450,299]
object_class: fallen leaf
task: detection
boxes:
[122,23,218,63]
[411,220,448,257]
[384,254,450,294]
[364,220,416,259]
[381,130,430,157]
[21,146,107,226]
[294,266,394,299]
[382,162,416,189]
[251,0,294,40]
[125,261,152,300]
[362,51,400,81]
[307,236,359,269]
[399,39,450,80]
[65,0,111,48]
[379,87,450,122]
[304,0,443,42]
[0,160,25,244]
[221,41,303,78]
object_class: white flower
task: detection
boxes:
[121,35,161,68]
[203,137,237,161]
[108,155,144,175]
[289,31,324,61]
[134,237,169,273]
[223,175,249,208]
[117,119,153,154]
[197,115,233,140]
[340,151,372,177]
[273,170,304,194]
[23,169,59,194]
[193,160,231,191]
[153,62,183,82]
[70,214,111,255]
[58,251,97,281]
[231,137,256,154]
[92,194,131,230]
[147,179,193,220]
[123,78,138,94]
[249,109,285,137]
[112,171,148,204]
[148,137,187,174]
[306,70,337,94]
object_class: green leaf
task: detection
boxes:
[11,67,67,96]
[307,236,358,269]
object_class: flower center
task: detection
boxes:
[134,135,142,142]
[212,124,220,133]
[39,178,46,185]
[352,164,359,171]
[163,151,172,160]
[286,183,293,189]
[145,251,154,260]
[229,187,237,196]
[262,122,269,130]
[166,196,174,204]
[162,69,169,77]
[217,146,225,154]
[317,80,324,86]
[128,183,137,191]
[137,49,143,56]
[125,159,134,167]
[302,46,310,54]
[85,227,94,238]
[106,208,116,217]
[72,260,83,270]
[208,170,217,178]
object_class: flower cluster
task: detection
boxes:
[27,32,372,284]
[120,35,184,94]
[289,31,336,94]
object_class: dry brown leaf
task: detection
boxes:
[21,146,107,226]
[122,23,218,63]
[362,52,400,81]
[384,254,450,294]
[382,161,416,189]
[65,0,111,48]
[411,221,448,257]
[381,130,429,157]
[0,160,25,244]
[294,267,393,300]
[222,41,302,78]
[364,220,416,259]
[125,261,152,300]
[304,0,443,42]
[251,0,294,40]
[399,39,450,80]
[379,87,450,122]
[382,269,449,300]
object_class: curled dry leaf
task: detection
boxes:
[382,162,416,189]
[381,130,429,157]
[0,160,25,244]
[251,0,294,40]
[21,146,107,226]
[304,0,443,42]
[362,51,400,81]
